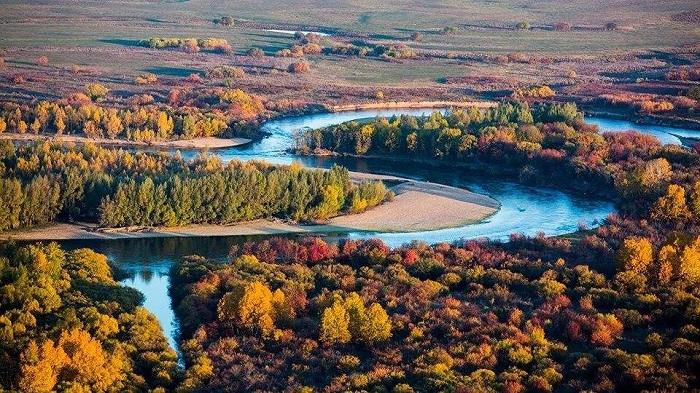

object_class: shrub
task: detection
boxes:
[135,73,158,85]
[441,26,458,35]
[36,56,49,66]
[605,22,618,30]
[84,83,109,101]
[215,16,234,26]
[180,39,200,53]
[553,22,571,31]
[515,21,531,30]
[207,65,245,79]
[410,32,424,41]
[288,61,311,74]
[247,48,265,58]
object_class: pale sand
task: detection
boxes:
[1,178,499,241]
[326,100,497,112]
[0,133,251,149]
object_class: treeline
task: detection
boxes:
[0,141,391,231]
[141,37,233,54]
[276,32,418,60]
[0,242,178,391]
[0,95,265,142]
[296,101,700,201]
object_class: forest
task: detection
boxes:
[160,100,700,392]
[0,88,266,142]
[0,242,179,391]
[0,141,391,231]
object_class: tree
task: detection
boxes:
[516,21,531,30]
[85,83,109,101]
[689,181,700,216]
[247,47,265,58]
[288,61,311,74]
[410,32,424,41]
[0,117,6,134]
[359,302,392,344]
[217,281,276,334]
[320,301,351,344]
[18,340,68,393]
[617,237,653,275]
[651,184,690,222]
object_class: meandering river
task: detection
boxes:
[57,109,698,350]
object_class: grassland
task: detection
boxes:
[0,0,698,123]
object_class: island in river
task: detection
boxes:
[1,173,500,241]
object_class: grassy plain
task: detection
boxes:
[0,0,698,116]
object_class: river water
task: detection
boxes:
[56,110,699,350]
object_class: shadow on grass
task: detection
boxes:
[143,66,202,77]
[99,38,142,47]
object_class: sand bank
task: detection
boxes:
[326,100,497,112]
[0,133,251,149]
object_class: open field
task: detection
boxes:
[0,1,698,95]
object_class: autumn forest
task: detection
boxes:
[1,1,700,392]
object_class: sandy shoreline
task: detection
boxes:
[1,177,499,241]
[0,133,252,149]
[326,100,497,112]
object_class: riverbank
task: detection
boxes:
[0,133,252,149]
[1,177,499,241]
[325,100,497,112]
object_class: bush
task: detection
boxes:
[553,22,571,31]
[410,32,424,41]
[247,48,265,58]
[84,83,109,101]
[605,22,618,31]
[135,73,158,85]
[441,26,458,35]
[36,56,49,66]
[288,61,311,74]
[207,65,245,79]
[516,21,531,30]
[687,86,700,101]
[215,16,234,26]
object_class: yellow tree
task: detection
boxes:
[104,109,123,139]
[359,303,392,344]
[18,340,68,393]
[217,281,275,334]
[320,301,351,344]
[53,108,66,135]
[659,234,700,285]
[689,180,700,217]
[156,111,174,139]
[651,184,690,222]
[617,237,653,275]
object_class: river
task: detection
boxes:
[56,110,698,351]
